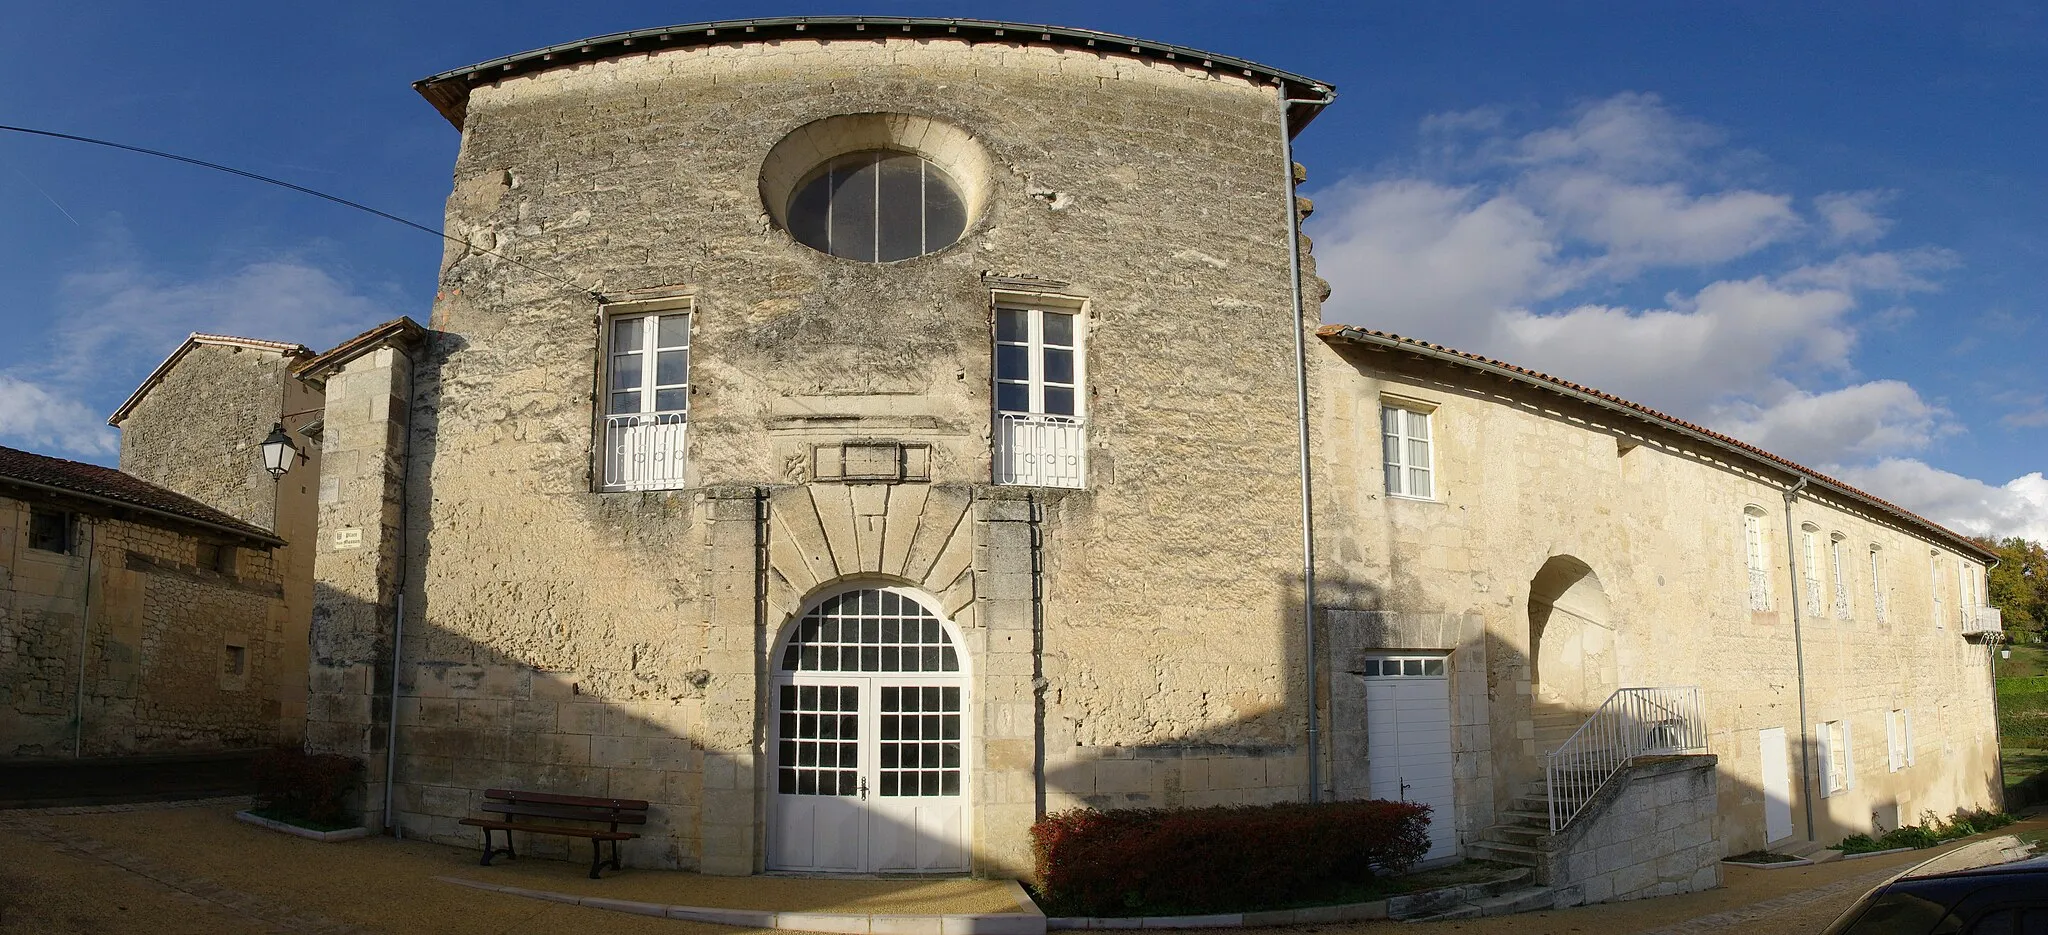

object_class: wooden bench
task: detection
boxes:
[458,789,649,879]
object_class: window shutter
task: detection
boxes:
[1843,722,1855,790]
[1904,710,1915,766]
[1816,723,1833,798]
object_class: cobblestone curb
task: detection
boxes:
[437,875,1048,934]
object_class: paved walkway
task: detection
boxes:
[0,799,2040,935]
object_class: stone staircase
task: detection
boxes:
[1466,700,1587,869]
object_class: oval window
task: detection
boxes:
[785,150,969,262]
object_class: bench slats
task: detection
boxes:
[459,817,635,840]
[481,788,649,811]
[479,801,649,824]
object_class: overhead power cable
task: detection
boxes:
[0,123,606,302]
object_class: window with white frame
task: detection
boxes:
[1818,718,1853,796]
[992,302,1085,488]
[1802,525,1824,617]
[600,301,691,492]
[1931,552,1945,629]
[1870,545,1887,624]
[1959,561,1977,628]
[1381,404,1434,499]
[1744,507,1772,611]
[1830,533,1851,619]
[1886,709,1914,771]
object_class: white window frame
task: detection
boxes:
[1958,561,1977,628]
[991,295,1086,489]
[1744,508,1772,611]
[598,296,693,492]
[1830,533,1851,620]
[1817,718,1853,796]
[1801,526,1824,617]
[1381,400,1436,501]
[1870,545,1887,624]
[1931,551,1945,629]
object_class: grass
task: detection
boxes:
[1998,643,2048,680]
[1725,850,1802,864]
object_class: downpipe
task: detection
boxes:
[1781,476,1814,842]
[1281,85,1335,803]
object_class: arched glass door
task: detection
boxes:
[768,587,969,873]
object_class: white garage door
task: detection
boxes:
[1362,655,1458,862]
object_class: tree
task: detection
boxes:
[1974,536,2048,643]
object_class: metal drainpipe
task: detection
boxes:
[383,345,421,836]
[71,517,99,757]
[1780,476,1814,842]
[1282,86,1335,803]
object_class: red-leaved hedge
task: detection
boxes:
[251,746,364,827]
[1030,799,1432,916]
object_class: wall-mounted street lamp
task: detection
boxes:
[260,421,298,478]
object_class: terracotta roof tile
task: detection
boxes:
[1317,324,1997,562]
[0,445,282,546]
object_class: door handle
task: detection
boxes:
[860,777,869,801]
[1400,779,1411,798]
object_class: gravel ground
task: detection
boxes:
[1,798,2040,935]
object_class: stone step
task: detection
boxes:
[1386,868,1534,920]
[1500,808,1553,827]
[1474,886,1558,917]
[1465,840,1540,867]
[1488,825,1547,844]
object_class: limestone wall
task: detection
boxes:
[0,493,290,757]
[1313,342,2003,856]
[371,35,1314,875]
[1542,756,1721,905]
[117,341,322,745]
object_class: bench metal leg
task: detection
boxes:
[609,838,623,871]
[589,838,605,879]
[480,828,516,866]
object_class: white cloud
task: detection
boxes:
[1305,92,1970,469]
[1707,381,1949,465]
[50,259,391,385]
[1814,190,1895,244]
[0,256,394,461]
[0,376,119,456]
[1831,460,2048,543]
[1490,277,1857,413]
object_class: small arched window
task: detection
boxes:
[785,150,969,262]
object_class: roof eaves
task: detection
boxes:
[109,334,313,427]
[413,16,1335,132]
[295,317,428,385]
[1317,325,2000,563]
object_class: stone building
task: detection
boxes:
[110,16,2005,904]
[0,445,294,757]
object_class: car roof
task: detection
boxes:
[1895,837,2046,881]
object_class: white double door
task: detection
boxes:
[1363,655,1459,862]
[769,674,968,873]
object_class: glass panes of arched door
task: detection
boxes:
[770,588,969,873]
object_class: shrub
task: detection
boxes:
[1030,799,1432,916]
[1837,833,1882,854]
[251,746,364,827]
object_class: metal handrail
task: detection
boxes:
[1545,687,1708,832]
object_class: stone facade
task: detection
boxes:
[96,19,2003,892]
[1542,756,1721,905]
[1312,338,2003,860]
[113,337,324,745]
[0,483,290,757]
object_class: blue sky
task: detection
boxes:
[0,1,2041,538]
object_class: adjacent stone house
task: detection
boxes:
[109,16,2005,903]
[0,445,294,757]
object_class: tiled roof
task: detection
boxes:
[108,334,312,426]
[0,445,283,546]
[295,317,427,384]
[1317,325,1998,563]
